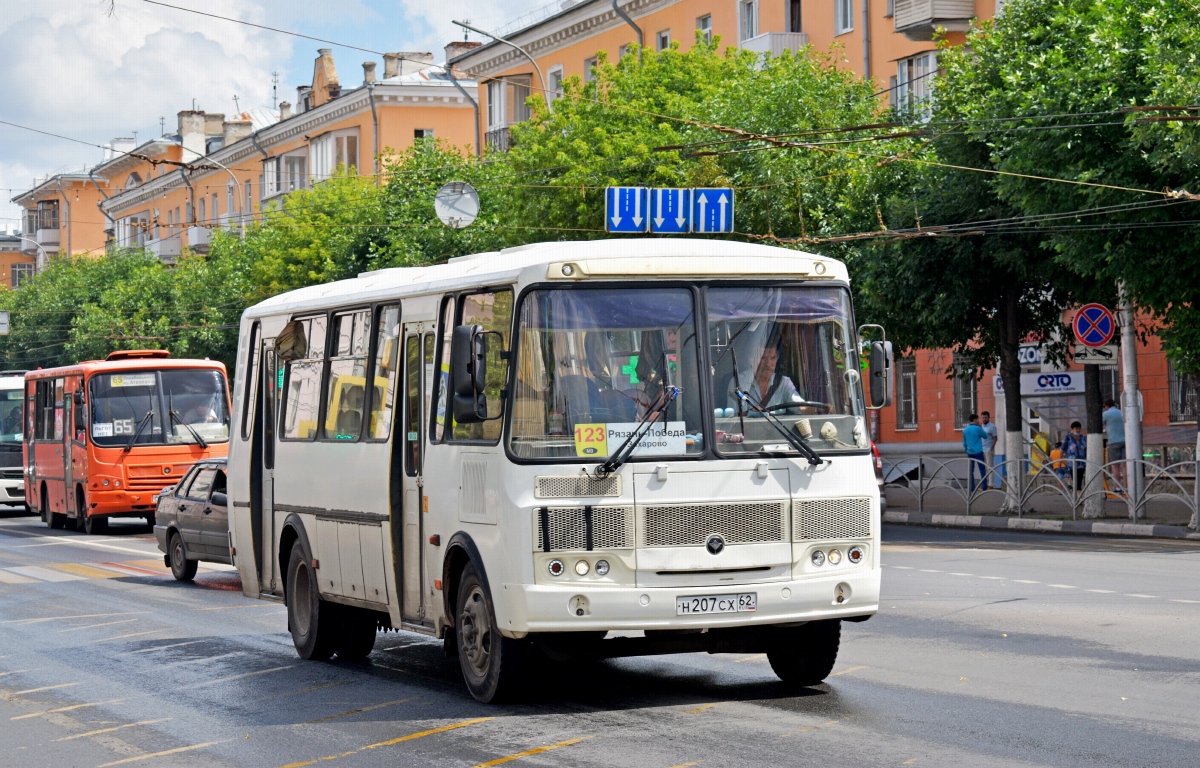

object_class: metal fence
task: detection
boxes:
[883,456,1198,526]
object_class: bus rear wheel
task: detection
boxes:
[766,619,841,687]
[455,562,526,703]
[169,532,198,581]
[286,542,337,661]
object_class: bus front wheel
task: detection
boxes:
[286,542,337,661]
[455,562,526,703]
[335,607,378,660]
[766,619,841,687]
[44,487,65,530]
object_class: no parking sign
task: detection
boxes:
[1073,303,1116,347]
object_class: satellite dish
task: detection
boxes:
[434,181,480,229]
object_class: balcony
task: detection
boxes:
[35,227,59,247]
[740,32,809,58]
[485,127,511,153]
[893,0,975,41]
[146,235,182,263]
[186,225,212,253]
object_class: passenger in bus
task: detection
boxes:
[3,406,20,434]
[182,402,220,423]
[726,340,801,414]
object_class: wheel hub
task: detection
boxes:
[459,585,491,677]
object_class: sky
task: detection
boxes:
[0,0,550,230]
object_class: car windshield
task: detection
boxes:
[89,368,230,447]
[707,285,867,455]
[509,288,703,460]
[0,387,23,447]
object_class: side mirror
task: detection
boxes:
[867,340,894,409]
[73,392,86,432]
[210,491,228,507]
[451,325,506,424]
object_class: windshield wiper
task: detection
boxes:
[168,410,208,449]
[594,386,680,479]
[123,411,155,453]
[734,389,824,466]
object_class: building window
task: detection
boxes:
[583,57,599,83]
[547,66,564,101]
[198,197,206,223]
[696,15,712,44]
[894,52,938,118]
[835,0,854,34]
[283,154,308,192]
[414,129,435,139]
[245,180,253,215]
[656,30,671,51]
[952,355,977,429]
[740,1,758,42]
[1099,365,1119,406]
[487,80,505,128]
[1168,361,1200,423]
[886,0,894,17]
[897,356,918,430]
[211,193,219,221]
[36,200,59,230]
[789,0,802,32]
[11,263,35,288]
[310,130,359,181]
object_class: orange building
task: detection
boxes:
[0,232,36,290]
[10,170,111,265]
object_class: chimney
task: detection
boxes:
[383,53,400,79]
[177,110,205,159]
[395,52,435,77]
[204,112,225,137]
[363,61,377,85]
[106,137,135,161]
[296,85,312,112]
[279,101,292,120]
[223,116,253,146]
[445,40,482,65]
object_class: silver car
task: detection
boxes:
[154,458,230,581]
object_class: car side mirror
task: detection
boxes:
[867,340,894,409]
[210,491,228,507]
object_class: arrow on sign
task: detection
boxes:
[654,189,665,229]
[609,188,622,228]
[632,188,643,228]
[717,192,728,229]
[697,193,708,233]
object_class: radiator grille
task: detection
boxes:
[640,502,786,547]
[1,468,24,480]
[793,497,872,540]
[535,475,621,498]
[535,505,633,551]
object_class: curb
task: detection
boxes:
[883,510,1200,541]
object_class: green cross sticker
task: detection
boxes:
[621,355,640,384]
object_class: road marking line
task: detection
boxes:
[303,698,412,724]
[278,717,493,767]
[56,618,139,633]
[1087,589,1116,593]
[97,740,228,767]
[4,611,147,625]
[46,563,123,580]
[94,630,166,644]
[904,760,919,765]
[1047,584,1077,589]
[1170,599,1200,604]
[12,698,124,720]
[947,572,973,576]
[686,703,719,714]
[197,603,284,611]
[1013,580,1040,584]
[829,665,868,677]
[12,682,78,695]
[0,669,30,678]
[891,566,913,569]
[918,569,942,573]
[668,763,700,768]
[1126,594,1157,599]
[181,664,298,689]
[123,639,205,655]
[733,654,766,663]
[0,570,37,584]
[979,576,1004,580]
[92,562,165,577]
[0,528,161,557]
[55,717,170,741]
[470,736,592,768]
[3,565,86,582]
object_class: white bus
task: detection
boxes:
[228,239,892,702]
[0,371,28,511]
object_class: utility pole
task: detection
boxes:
[1118,283,1143,519]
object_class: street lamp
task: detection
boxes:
[13,235,49,274]
[452,20,551,110]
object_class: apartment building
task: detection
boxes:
[0,232,36,289]
[10,169,112,266]
[449,0,998,151]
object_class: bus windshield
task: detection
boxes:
[89,369,230,448]
[708,285,867,455]
[0,388,23,446]
[509,288,703,460]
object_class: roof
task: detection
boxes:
[25,357,228,378]
[246,239,849,317]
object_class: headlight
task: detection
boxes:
[547,559,565,577]
[848,546,865,564]
[828,549,843,565]
[574,560,590,576]
[811,550,825,567]
[594,559,610,576]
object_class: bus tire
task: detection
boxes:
[455,562,526,703]
[335,608,377,660]
[169,531,198,581]
[766,619,841,687]
[44,487,65,530]
[286,542,337,661]
[84,513,107,536]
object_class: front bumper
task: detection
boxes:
[498,568,880,634]
[85,489,159,516]
[0,478,25,505]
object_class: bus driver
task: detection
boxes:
[727,341,800,414]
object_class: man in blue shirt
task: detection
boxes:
[981,411,999,488]
[962,413,988,492]
[1102,398,1126,491]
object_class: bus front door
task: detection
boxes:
[249,339,279,595]
[399,326,433,625]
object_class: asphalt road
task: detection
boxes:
[1,510,1198,768]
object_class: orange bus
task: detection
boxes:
[24,350,231,534]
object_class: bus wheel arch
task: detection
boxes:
[277,514,312,600]
[441,532,492,638]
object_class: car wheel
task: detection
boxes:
[169,531,198,581]
[286,541,337,661]
[766,619,841,687]
[335,607,378,660]
[455,562,527,703]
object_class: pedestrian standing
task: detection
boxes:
[980,411,999,488]
[962,413,988,492]
[1102,398,1126,492]
[1060,421,1087,496]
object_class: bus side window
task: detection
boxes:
[281,315,327,440]
[322,310,370,441]
[431,296,455,443]
[368,304,400,441]
[240,321,260,440]
[451,289,514,442]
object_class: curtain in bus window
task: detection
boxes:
[368,305,400,440]
[453,290,513,442]
[323,310,371,440]
[161,369,230,444]
[282,315,327,440]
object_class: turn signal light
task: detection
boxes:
[848,546,865,564]
[548,559,565,577]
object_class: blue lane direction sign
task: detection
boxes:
[1073,303,1116,348]
[651,188,691,234]
[606,186,650,233]
[692,188,734,234]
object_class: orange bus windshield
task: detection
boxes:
[89,368,230,449]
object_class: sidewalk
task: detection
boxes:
[883,486,1200,541]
